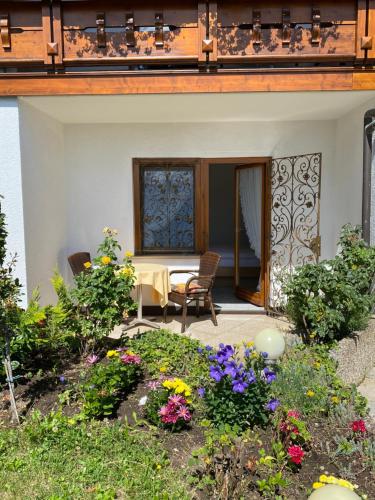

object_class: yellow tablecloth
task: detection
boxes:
[133,263,171,308]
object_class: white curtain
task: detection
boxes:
[239,167,262,261]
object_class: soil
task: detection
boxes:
[1,363,375,500]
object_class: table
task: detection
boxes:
[122,263,171,333]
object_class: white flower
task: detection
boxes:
[138,396,148,406]
[318,289,325,298]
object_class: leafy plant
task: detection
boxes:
[283,224,375,343]
[127,329,209,387]
[202,343,274,429]
[78,349,141,419]
[71,228,136,353]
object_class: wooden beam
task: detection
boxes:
[0,71,357,96]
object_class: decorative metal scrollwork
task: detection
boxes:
[269,153,322,311]
[141,166,195,252]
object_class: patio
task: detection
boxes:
[112,313,288,346]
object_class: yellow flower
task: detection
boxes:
[106,350,119,358]
[313,482,324,489]
[337,479,355,490]
[156,464,162,470]
[306,390,315,397]
[125,251,133,258]
[159,366,167,373]
[313,361,321,369]
[101,256,111,265]
[331,396,339,404]
[120,267,133,277]
[251,352,259,359]
[83,261,92,269]
[246,341,255,347]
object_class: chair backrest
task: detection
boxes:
[198,251,221,289]
[68,252,91,276]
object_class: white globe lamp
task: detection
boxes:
[308,485,360,500]
[254,328,285,362]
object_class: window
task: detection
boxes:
[133,159,204,254]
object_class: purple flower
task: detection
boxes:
[116,347,127,352]
[208,355,216,361]
[261,352,269,359]
[232,379,248,393]
[266,398,280,412]
[197,387,206,398]
[197,347,204,354]
[209,365,224,382]
[59,376,66,384]
[86,354,99,365]
[216,345,235,364]
[223,361,238,378]
[262,367,276,384]
[244,348,251,358]
[245,369,257,384]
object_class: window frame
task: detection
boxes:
[133,158,205,255]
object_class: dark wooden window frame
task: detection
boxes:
[133,158,205,255]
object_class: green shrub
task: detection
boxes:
[272,344,368,417]
[283,224,375,343]
[202,343,273,429]
[78,349,141,419]
[127,329,209,388]
[72,228,136,353]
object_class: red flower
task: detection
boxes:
[351,419,366,433]
[287,410,301,419]
[287,445,305,464]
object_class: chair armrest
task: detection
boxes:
[169,270,198,277]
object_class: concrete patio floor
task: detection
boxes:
[112,313,290,346]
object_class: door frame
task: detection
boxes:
[201,157,272,307]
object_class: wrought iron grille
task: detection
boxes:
[269,153,322,311]
[141,165,195,252]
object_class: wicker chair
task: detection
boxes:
[68,252,91,276]
[163,251,221,333]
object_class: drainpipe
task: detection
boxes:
[363,111,375,244]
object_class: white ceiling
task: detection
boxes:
[22,91,375,124]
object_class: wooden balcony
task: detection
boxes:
[0,0,374,75]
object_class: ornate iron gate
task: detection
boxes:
[268,153,322,311]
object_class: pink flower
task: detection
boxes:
[147,380,161,390]
[86,354,99,365]
[176,405,191,422]
[120,354,141,365]
[169,394,186,406]
[159,405,169,417]
[351,419,366,433]
[288,445,305,465]
[287,410,301,419]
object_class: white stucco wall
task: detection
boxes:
[333,96,375,249]
[0,98,27,307]
[63,120,336,264]
[18,101,66,304]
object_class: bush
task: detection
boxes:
[202,343,275,429]
[272,344,368,417]
[72,228,136,352]
[283,225,375,343]
[127,329,209,388]
[78,349,141,419]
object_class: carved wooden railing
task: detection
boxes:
[0,0,374,74]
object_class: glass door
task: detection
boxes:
[234,163,268,307]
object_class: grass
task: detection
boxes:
[0,412,189,500]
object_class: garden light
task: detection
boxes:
[254,328,285,361]
[308,484,360,499]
